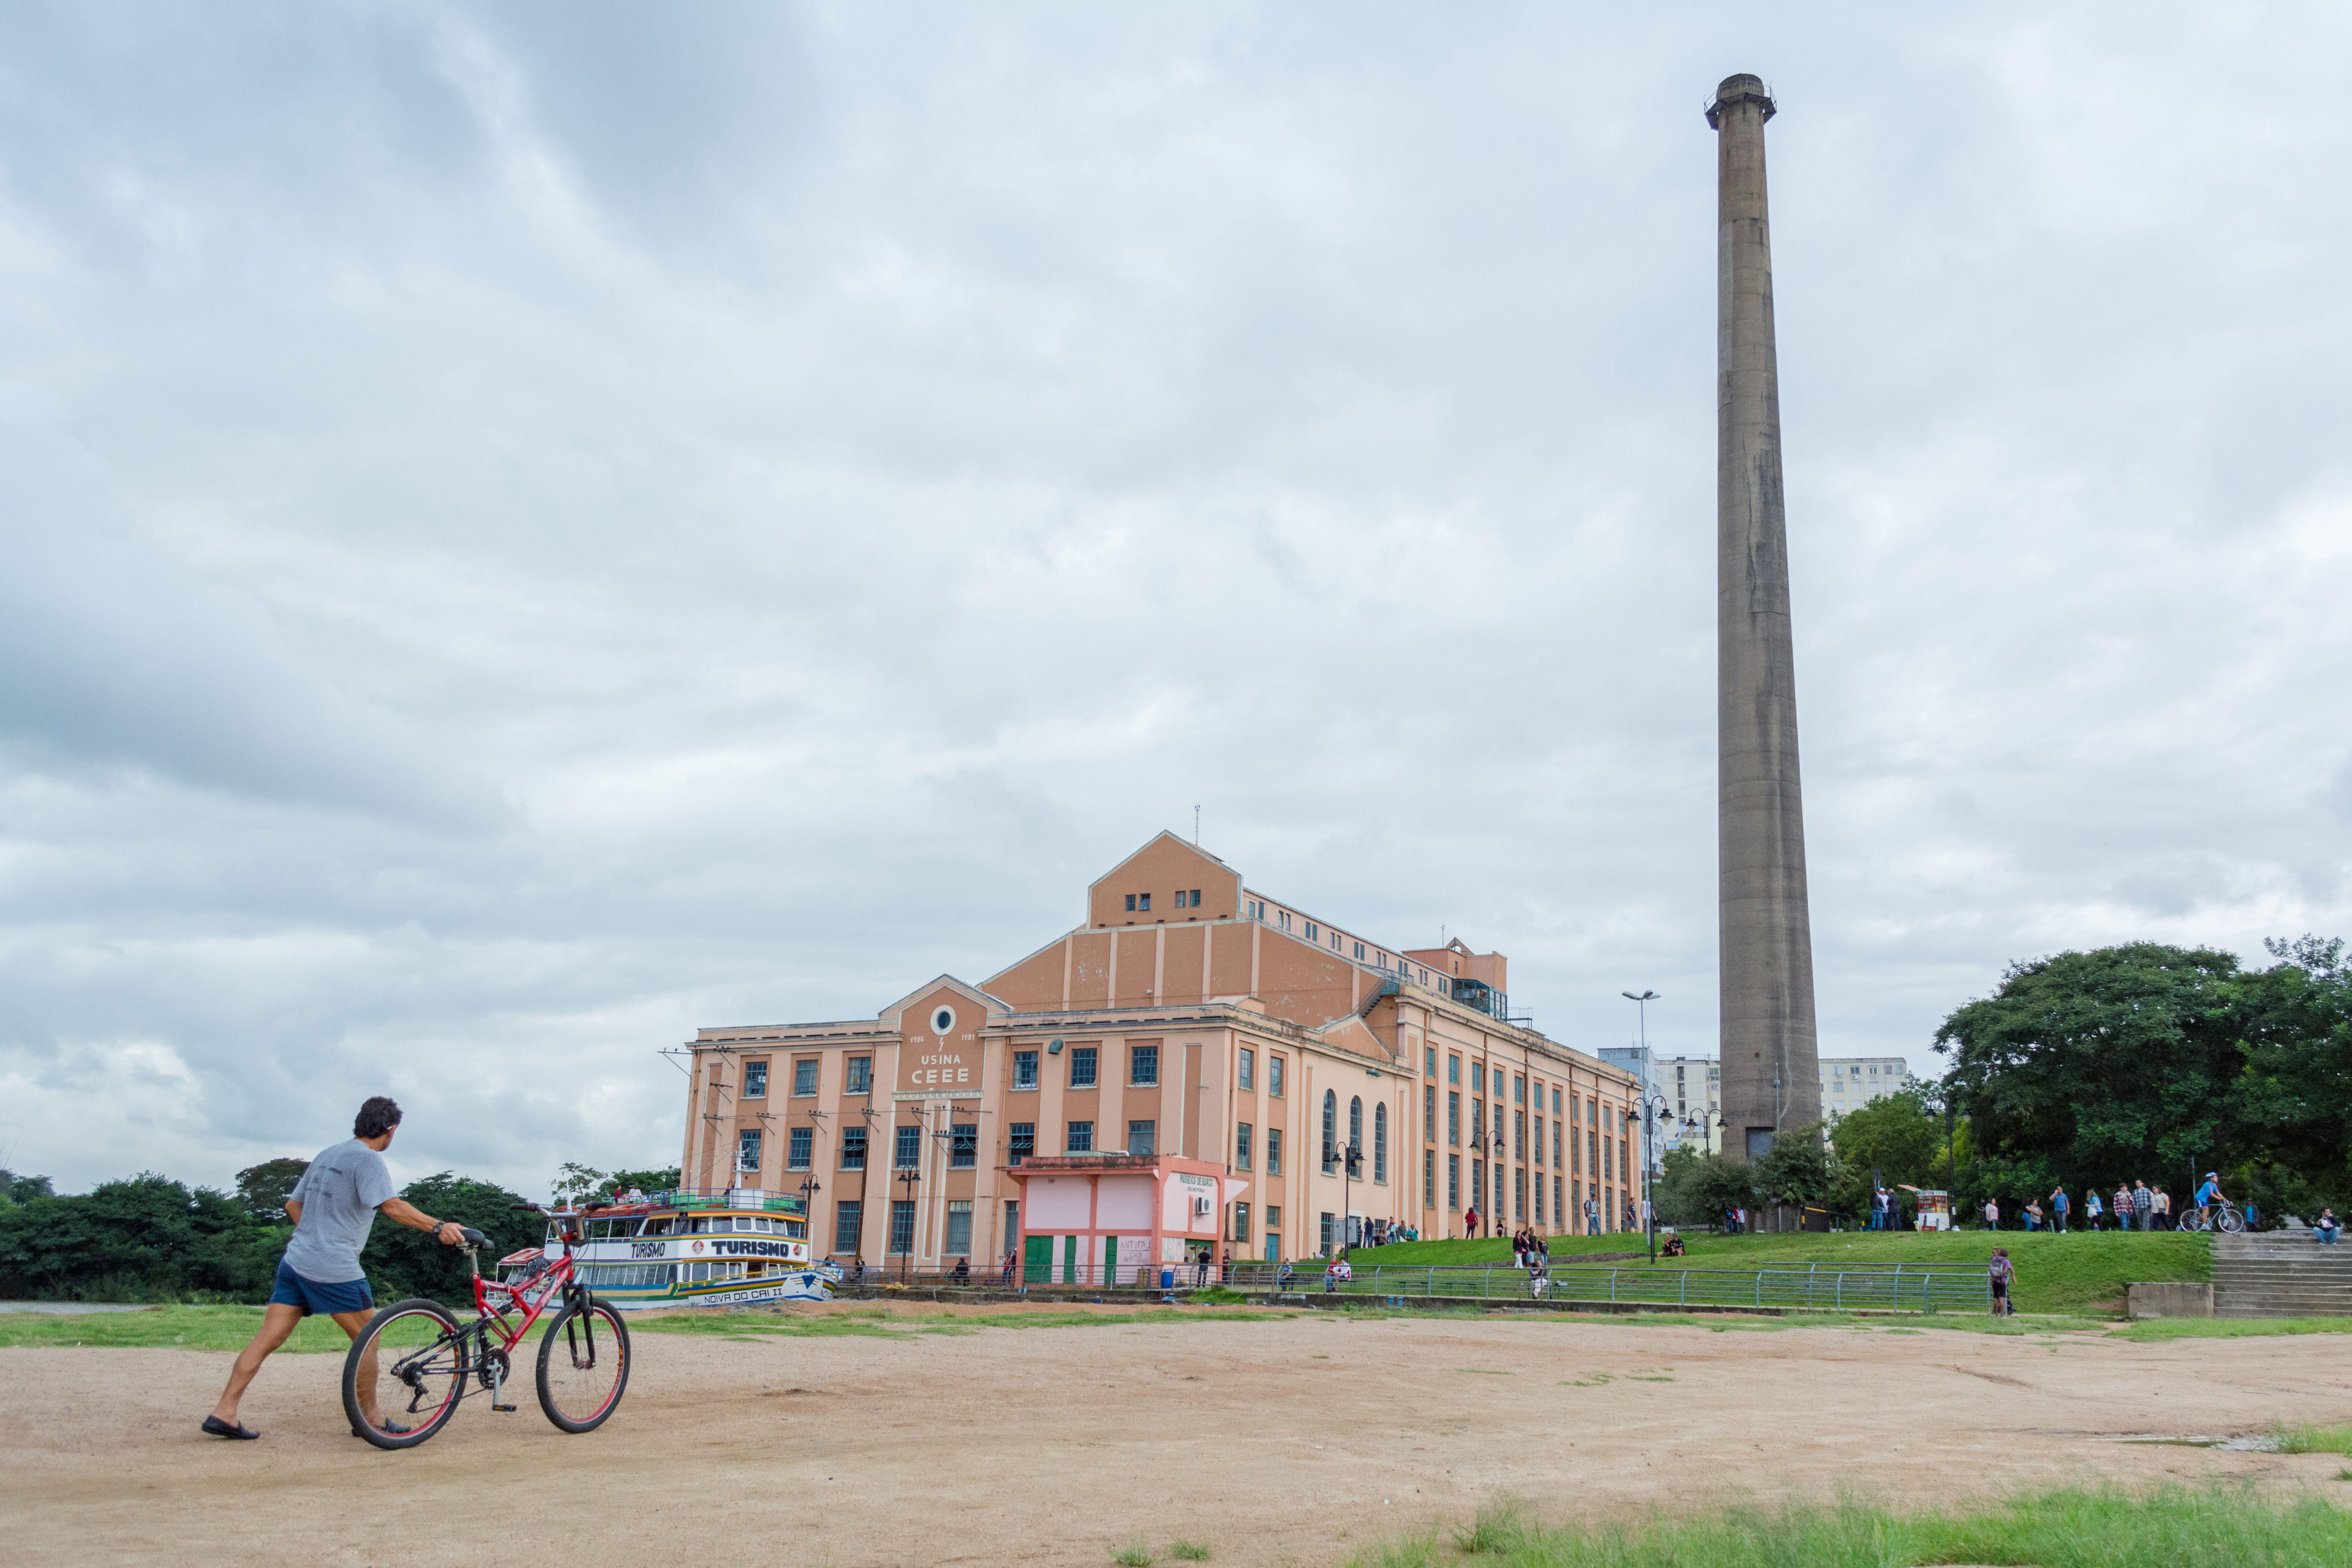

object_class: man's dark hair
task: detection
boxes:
[354,1096,404,1140]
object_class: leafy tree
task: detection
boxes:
[548,1162,607,1205]
[0,1173,277,1301]
[1936,943,2249,1194]
[3,1170,55,1204]
[361,1172,543,1305]
[1752,1122,1843,1210]
[1654,1146,1756,1228]
[597,1166,681,1199]
[2228,936,2352,1211]
[1829,1088,1958,1218]
[234,1158,311,1223]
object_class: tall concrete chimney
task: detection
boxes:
[1707,74,1820,1160]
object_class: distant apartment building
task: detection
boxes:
[1820,1056,1912,1119]
[679,833,1643,1279]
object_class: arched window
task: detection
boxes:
[1322,1090,1338,1175]
[1373,1103,1388,1183]
[1349,1096,1363,1155]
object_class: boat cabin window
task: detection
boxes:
[641,1217,673,1236]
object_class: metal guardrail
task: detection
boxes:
[1218,1260,1986,1312]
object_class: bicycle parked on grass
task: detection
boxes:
[2176,1206,2247,1234]
[341,1202,629,1450]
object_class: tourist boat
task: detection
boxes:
[499,1187,840,1310]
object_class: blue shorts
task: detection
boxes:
[269,1258,374,1317]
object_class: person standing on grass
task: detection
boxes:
[2023,1199,2043,1232]
[1464,1204,1480,1241]
[1983,1197,2000,1231]
[2128,1179,2149,1231]
[1989,1248,2015,1316]
[2051,1187,2069,1233]
[2116,1183,2133,1232]
[2085,1189,2102,1232]
[203,1096,465,1441]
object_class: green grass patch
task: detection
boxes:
[1336,1229,2206,1317]
[2278,1424,2352,1455]
[633,1305,1292,1342]
[1110,1540,1153,1566]
[2106,1315,2352,1343]
[1349,1486,2351,1567]
[0,1306,355,1353]
[1168,1543,1211,1562]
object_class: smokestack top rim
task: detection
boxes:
[1705,74,1777,129]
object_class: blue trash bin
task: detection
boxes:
[1159,1268,1175,1289]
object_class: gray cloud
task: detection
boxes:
[1,3,2347,1196]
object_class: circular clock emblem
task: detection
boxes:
[931,1005,955,1036]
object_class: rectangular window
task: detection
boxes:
[1425,1084,1437,1140]
[1269,1056,1285,1097]
[1448,1090,1461,1146]
[743,1061,769,1099]
[1069,1047,1098,1088]
[1553,1086,1562,1115]
[1514,1111,1525,1161]
[1319,1211,1334,1256]
[1516,1166,1526,1220]
[1233,1200,1251,1242]
[1007,1123,1034,1165]
[833,1200,862,1254]
[1139,892,1151,911]
[788,1126,813,1170]
[846,1057,872,1095]
[1188,888,1202,907]
[943,1200,973,1255]
[1554,1121,1562,1170]
[1555,1175,1563,1222]
[1130,1044,1159,1086]
[1278,910,1290,931]
[1604,1138,1613,1181]
[1127,1120,1156,1157]
[793,1059,819,1097]
[1620,1138,1628,1184]
[1067,1120,1094,1153]
[888,1200,915,1255]
[894,1125,921,1168]
[1267,1128,1282,1174]
[1448,1153,1460,1210]
[1353,941,1365,960]
[1236,1122,1253,1170]
[1238,1048,1254,1091]
[1304,922,1319,942]
[1426,1046,1437,1076]
[1424,1148,1435,1205]
[1014,1050,1039,1089]
[1536,1170,1546,1223]
[1472,1062,1485,1094]
[1472,1159,1484,1211]
[737,1129,762,1171]
[1448,1054,1460,1086]
[1472,1100,1485,1149]
[840,1126,867,1170]
[1514,1075,1525,1104]
[950,1122,977,1169]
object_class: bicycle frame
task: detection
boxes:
[389,1210,603,1410]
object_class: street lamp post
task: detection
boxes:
[895,1166,921,1281]
[1637,1091,1672,1263]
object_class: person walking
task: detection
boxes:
[2154,1187,2173,1231]
[1584,1196,1600,1236]
[1989,1247,2016,1317]
[1463,1204,1480,1241]
[2050,1187,2069,1234]
[203,1096,466,1441]
[2085,1190,2103,1232]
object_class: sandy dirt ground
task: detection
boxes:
[6,1305,2350,1568]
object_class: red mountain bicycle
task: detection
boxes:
[342,1203,630,1450]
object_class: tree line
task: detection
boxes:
[1658,937,2352,1229]
[0,1161,679,1305]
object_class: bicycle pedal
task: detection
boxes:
[492,1402,518,1413]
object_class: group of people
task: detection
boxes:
[1980,1175,2253,1233]
[1355,1218,1417,1246]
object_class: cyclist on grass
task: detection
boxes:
[202,1096,466,1441]
[2195,1171,2228,1229]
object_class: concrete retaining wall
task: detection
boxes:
[2126,1281,2214,1319]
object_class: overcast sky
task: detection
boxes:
[4,3,2347,1198]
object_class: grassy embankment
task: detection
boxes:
[1341,1489,2350,1568]
[1338,1230,2208,1316]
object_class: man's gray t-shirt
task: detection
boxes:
[282,1138,398,1283]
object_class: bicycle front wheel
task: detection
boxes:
[343,1299,469,1450]
[2219,1210,2247,1233]
[536,1300,630,1434]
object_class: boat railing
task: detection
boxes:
[638,1187,808,1215]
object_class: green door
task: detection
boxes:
[1022,1234,1053,1286]
[1059,1235,1079,1283]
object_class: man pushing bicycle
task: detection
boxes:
[202,1096,467,1441]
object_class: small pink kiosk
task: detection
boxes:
[1008,1154,1249,1287]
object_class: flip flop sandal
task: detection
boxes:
[352,1418,414,1437]
[201,1416,259,1440]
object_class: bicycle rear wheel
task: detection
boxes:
[343,1299,469,1450]
[536,1299,630,1434]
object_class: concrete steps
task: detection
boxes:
[2211,1235,2352,1318]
